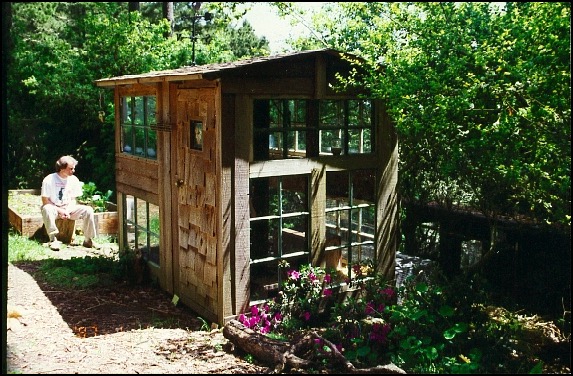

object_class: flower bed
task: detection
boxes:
[8,189,118,238]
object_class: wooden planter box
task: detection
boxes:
[8,189,118,238]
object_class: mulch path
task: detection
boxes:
[6,244,270,374]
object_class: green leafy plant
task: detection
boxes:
[197,316,210,331]
[79,181,113,212]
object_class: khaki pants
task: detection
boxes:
[41,203,97,242]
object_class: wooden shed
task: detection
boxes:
[95,48,399,326]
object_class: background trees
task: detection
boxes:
[6,2,570,230]
[6,2,269,197]
[306,2,570,230]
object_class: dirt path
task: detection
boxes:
[6,259,268,374]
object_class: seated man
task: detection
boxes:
[41,155,98,250]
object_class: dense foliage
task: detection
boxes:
[6,2,269,197]
[306,2,570,229]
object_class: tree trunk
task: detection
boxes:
[162,2,174,38]
[128,2,140,12]
[223,319,407,374]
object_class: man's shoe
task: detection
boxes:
[50,239,63,251]
[82,239,93,248]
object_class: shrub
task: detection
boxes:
[238,263,554,373]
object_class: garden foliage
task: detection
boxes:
[239,262,554,373]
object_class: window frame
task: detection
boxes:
[249,175,311,304]
[253,98,374,161]
[120,95,158,160]
[122,194,160,266]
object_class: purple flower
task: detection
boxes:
[365,301,376,315]
[323,288,333,297]
[324,274,332,284]
[302,311,311,321]
[369,323,391,344]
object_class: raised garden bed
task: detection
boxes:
[8,189,118,239]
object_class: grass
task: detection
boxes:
[8,228,123,289]
[7,229,117,263]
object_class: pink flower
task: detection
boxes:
[381,287,395,299]
[324,274,332,284]
[288,270,301,280]
[302,311,311,321]
[260,321,271,334]
[249,315,260,327]
[323,288,332,297]
[238,314,247,325]
[250,305,259,316]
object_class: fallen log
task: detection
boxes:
[223,319,406,373]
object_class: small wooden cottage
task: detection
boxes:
[95,48,399,326]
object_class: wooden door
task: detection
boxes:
[174,86,219,321]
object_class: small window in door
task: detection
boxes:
[191,121,203,150]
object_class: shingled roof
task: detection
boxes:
[95,48,351,87]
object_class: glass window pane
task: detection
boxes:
[122,125,133,154]
[320,130,344,154]
[269,100,283,128]
[121,97,131,124]
[146,96,156,125]
[347,129,364,154]
[250,218,280,258]
[136,200,148,226]
[281,175,307,214]
[353,169,376,203]
[286,130,305,157]
[319,100,343,127]
[291,100,306,126]
[326,171,349,208]
[134,97,144,125]
[352,205,375,239]
[147,232,160,265]
[348,100,371,127]
[282,216,307,255]
[134,127,145,156]
[251,260,280,301]
[146,129,157,159]
[326,209,350,247]
[268,131,283,159]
